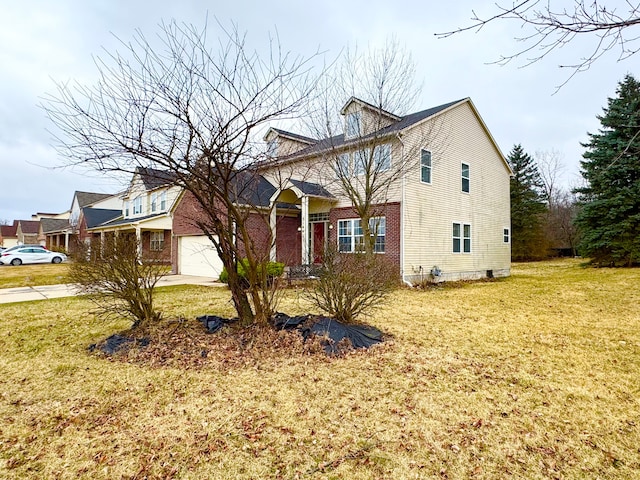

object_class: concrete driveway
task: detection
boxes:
[0,275,223,304]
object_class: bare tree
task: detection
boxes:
[535,148,565,204]
[69,235,165,331]
[545,188,581,256]
[308,38,440,254]
[43,20,320,326]
[437,1,640,88]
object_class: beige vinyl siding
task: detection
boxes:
[401,101,511,281]
[263,147,403,211]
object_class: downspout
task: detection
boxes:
[396,131,413,288]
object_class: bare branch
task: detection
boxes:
[436,1,640,90]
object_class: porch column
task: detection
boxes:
[301,196,309,264]
[64,231,69,251]
[269,204,277,262]
[135,227,142,256]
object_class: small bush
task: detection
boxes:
[219,259,285,285]
[305,246,400,324]
[68,235,165,331]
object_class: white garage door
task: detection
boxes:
[178,235,223,279]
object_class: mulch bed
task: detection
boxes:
[88,314,388,370]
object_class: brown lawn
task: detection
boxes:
[0,258,638,479]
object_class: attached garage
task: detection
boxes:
[178,235,223,279]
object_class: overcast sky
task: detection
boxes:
[0,0,635,222]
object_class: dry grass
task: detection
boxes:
[1,259,639,479]
[0,263,69,288]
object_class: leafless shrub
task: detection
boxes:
[305,245,400,324]
[68,235,165,331]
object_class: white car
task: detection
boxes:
[0,246,67,266]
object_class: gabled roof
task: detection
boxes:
[83,208,122,229]
[0,224,18,237]
[75,191,115,208]
[264,127,316,145]
[289,179,334,199]
[18,220,40,234]
[135,167,178,190]
[340,96,401,121]
[40,218,70,234]
[267,98,467,164]
[231,171,277,207]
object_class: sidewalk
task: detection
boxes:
[0,275,224,305]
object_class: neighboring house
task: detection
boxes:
[40,218,72,250]
[16,220,42,246]
[88,167,180,263]
[257,96,512,283]
[0,222,19,248]
[43,191,121,251]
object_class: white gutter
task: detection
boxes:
[396,132,411,287]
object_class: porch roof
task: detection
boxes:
[289,179,335,199]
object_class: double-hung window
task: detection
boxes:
[159,191,167,211]
[336,153,351,178]
[354,149,368,176]
[453,222,471,253]
[132,196,143,215]
[462,163,470,193]
[267,139,277,157]
[345,112,361,138]
[373,144,391,172]
[421,149,432,184]
[503,228,510,244]
[150,231,164,251]
[338,217,386,253]
[151,193,158,212]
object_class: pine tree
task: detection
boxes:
[576,74,640,266]
[507,144,548,260]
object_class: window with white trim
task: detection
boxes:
[354,149,368,176]
[267,139,277,157]
[159,191,167,211]
[150,231,164,251]
[151,192,158,212]
[373,144,391,172]
[336,153,351,177]
[345,112,361,138]
[338,217,386,253]
[462,163,470,193]
[453,222,471,253]
[132,196,143,215]
[421,149,432,184]
[503,227,510,244]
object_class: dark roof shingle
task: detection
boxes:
[75,191,115,208]
[135,167,178,190]
[40,218,70,233]
[83,208,122,229]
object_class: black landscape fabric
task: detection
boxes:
[303,316,382,353]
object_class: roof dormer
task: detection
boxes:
[340,97,401,139]
[263,128,316,158]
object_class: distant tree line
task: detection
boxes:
[508,74,640,266]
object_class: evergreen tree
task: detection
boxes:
[507,144,548,260]
[576,74,640,266]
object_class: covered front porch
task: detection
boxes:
[88,215,172,263]
[270,179,336,266]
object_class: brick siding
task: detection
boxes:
[328,202,401,272]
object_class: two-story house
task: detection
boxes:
[260,96,512,283]
[43,191,121,252]
[88,167,181,262]
[170,97,511,283]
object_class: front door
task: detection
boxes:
[312,222,326,264]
